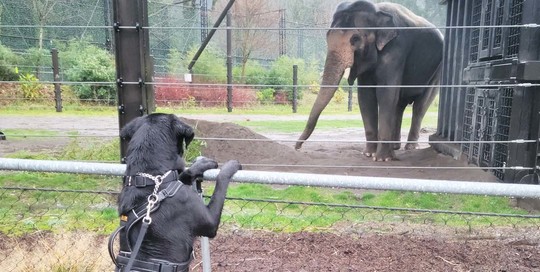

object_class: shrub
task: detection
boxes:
[256,88,275,104]
[61,40,116,103]
[333,86,346,104]
[233,60,268,85]
[154,76,257,107]
[154,77,193,105]
[20,48,51,76]
[166,49,185,75]
[265,56,321,101]
[274,90,289,104]
[19,73,44,100]
[308,80,320,94]
[0,65,18,81]
[0,43,21,81]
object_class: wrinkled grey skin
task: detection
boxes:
[296,0,443,161]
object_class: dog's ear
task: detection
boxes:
[120,116,144,142]
[172,118,195,155]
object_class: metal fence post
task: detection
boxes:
[194,180,212,272]
[51,48,62,112]
[348,85,353,112]
[112,0,153,161]
[226,11,233,113]
[292,64,298,113]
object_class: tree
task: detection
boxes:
[30,0,58,50]
[215,0,278,83]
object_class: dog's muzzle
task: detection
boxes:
[116,251,191,272]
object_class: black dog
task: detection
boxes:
[110,113,241,272]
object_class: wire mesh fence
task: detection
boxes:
[0,185,539,271]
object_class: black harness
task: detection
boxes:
[108,170,192,272]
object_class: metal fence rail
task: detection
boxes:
[2,158,540,198]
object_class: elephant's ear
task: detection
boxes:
[375,11,398,51]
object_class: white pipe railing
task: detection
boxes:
[1,158,539,198]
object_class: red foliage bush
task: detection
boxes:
[154,76,257,107]
[274,90,290,105]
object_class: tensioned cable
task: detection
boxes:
[3,134,536,144]
[234,163,533,171]
[0,24,538,30]
[1,81,538,89]
[2,186,538,218]
[223,196,540,218]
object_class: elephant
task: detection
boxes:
[295,0,443,161]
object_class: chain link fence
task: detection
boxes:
[0,184,539,271]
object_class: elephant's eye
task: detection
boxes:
[350,35,361,44]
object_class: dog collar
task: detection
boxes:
[123,170,180,188]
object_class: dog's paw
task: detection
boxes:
[218,160,242,179]
[191,157,218,170]
[179,157,218,185]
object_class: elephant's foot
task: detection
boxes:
[362,143,377,158]
[373,156,394,162]
[404,143,419,150]
[373,145,396,162]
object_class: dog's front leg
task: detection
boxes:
[195,160,241,238]
[179,157,218,185]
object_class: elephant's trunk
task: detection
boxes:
[295,50,351,149]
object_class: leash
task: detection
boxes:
[109,170,186,271]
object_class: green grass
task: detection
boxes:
[205,183,537,232]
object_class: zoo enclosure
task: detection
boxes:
[2,0,540,270]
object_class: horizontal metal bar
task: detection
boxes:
[3,134,535,145]
[1,158,539,198]
[0,24,538,30]
[0,158,124,176]
[1,81,540,89]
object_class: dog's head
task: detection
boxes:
[120,113,195,174]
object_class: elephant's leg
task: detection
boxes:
[374,88,400,161]
[406,86,438,150]
[394,101,408,150]
[358,86,378,157]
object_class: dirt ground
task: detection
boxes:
[191,231,540,272]
[2,114,540,271]
[180,117,497,182]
